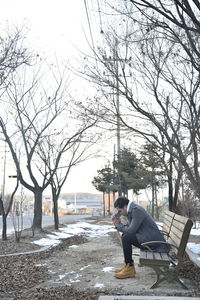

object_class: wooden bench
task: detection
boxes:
[139,211,193,289]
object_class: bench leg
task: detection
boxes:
[148,265,188,290]
[150,266,167,289]
[151,276,166,289]
[175,276,188,290]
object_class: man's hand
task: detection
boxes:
[112,215,121,226]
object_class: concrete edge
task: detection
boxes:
[0,245,52,257]
[98,296,200,300]
[186,247,200,268]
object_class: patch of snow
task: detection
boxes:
[102,267,114,272]
[60,222,116,238]
[187,242,200,254]
[191,227,200,236]
[48,270,56,274]
[65,271,75,275]
[46,234,60,240]
[32,238,60,247]
[74,273,81,279]
[29,221,116,248]
[94,283,105,288]
[35,263,47,267]
[80,265,91,271]
[60,225,86,235]
[52,232,73,239]
[59,274,66,280]
[69,245,79,248]
[69,279,80,283]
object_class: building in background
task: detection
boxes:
[42,193,103,216]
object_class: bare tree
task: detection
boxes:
[12,197,24,242]
[80,5,200,206]
[0,26,31,86]
[0,26,30,239]
[0,178,19,240]
[38,123,98,230]
[0,64,79,230]
[127,0,200,71]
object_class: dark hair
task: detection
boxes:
[114,196,129,208]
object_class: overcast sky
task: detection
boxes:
[0,0,110,194]
[0,0,94,57]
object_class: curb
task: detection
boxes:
[98,297,200,300]
[0,245,52,257]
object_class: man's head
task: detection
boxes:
[114,196,129,216]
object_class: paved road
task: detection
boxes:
[0,214,92,234]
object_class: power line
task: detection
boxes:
[96,0,104,33]
[84,0,96,52]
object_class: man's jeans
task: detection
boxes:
[121,232,142,264]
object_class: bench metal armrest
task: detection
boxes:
[141,240,178,252]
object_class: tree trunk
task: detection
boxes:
[108,191,111,214]
[151,183,155,218]
[168,154,174,211]
[173,168,182,212]
[2,214,7,240]
[112,191,116,205]
[103,192,106,217]
[155,186,159,220]
[168,176,173,211]
[53,194,59,230]
[0,198,7,240]
[32,189,43,230]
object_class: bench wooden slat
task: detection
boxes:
[161,211,175,236]
[171,219,187,232]
[140,251,170,265]
[146,251,153,259]
[140,251,147,259]
[168,231,182,248]
[168,219,193,258]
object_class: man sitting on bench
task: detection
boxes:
[112,196,170,279]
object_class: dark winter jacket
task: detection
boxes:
[115,202,170,253]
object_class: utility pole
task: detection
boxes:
[103,37,130,196]
[114,39,122,196]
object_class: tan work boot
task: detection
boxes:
[114,263,127,273]
[114,263,136,279]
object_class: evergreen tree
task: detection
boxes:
[140,142,165,218]
[92,165,115,214]
[114,147,150,196]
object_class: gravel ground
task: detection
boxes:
[0,217,200,300]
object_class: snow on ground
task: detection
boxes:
[187,223,200,256]
[32,221,116,248]
[187,243,200,255]
[80,265,91,271]
[94,283,105,289]
[33,237,61,247]
[102,267,114,272]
